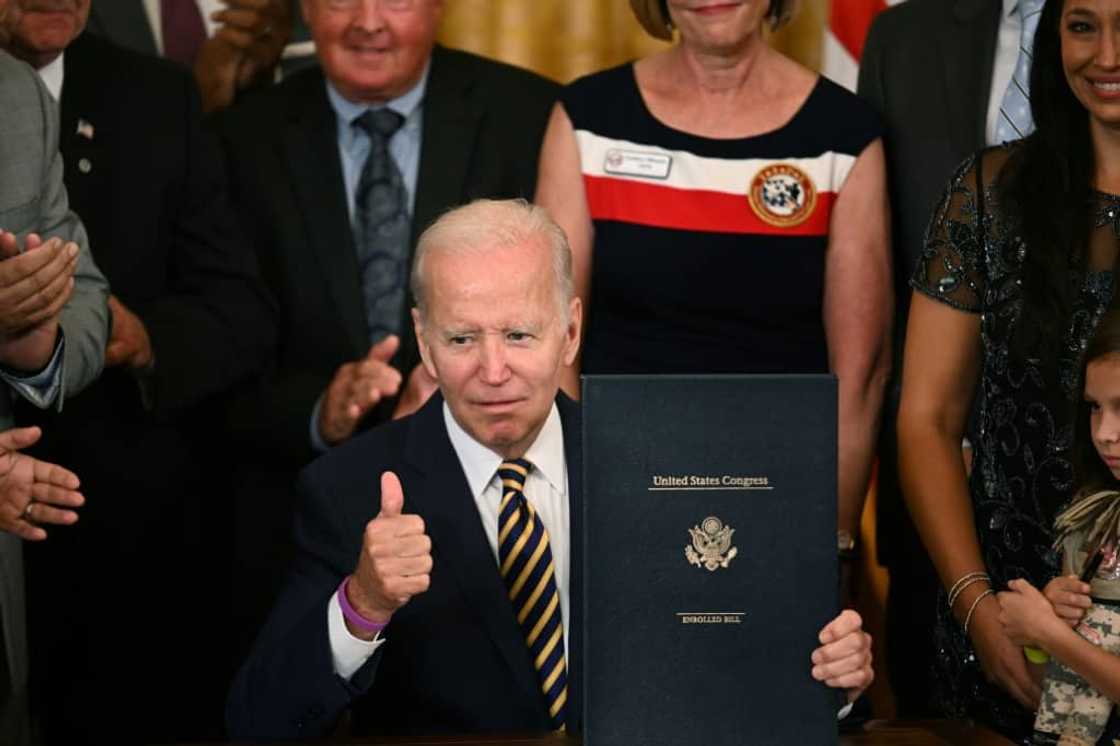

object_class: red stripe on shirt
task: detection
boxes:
[584,174,834,237]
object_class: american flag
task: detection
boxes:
[76,118,94,141]
[822,0,905,90]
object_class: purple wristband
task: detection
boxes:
[337,577,389,634]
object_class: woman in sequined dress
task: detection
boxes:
[897,0,1120,741]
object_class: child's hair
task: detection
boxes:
[1075,310,1120,494]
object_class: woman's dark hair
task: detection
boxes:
[1075,312,1120,493]
[998,0,1096,365]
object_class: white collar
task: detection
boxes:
[37,52,64,101]
[443,400,567,500]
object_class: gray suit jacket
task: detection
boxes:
[0,49,109,738]
[857,0,1001,566]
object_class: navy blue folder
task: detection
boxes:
[582,375,839,746]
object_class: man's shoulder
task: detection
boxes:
[217,65,326,137]
[295,402,444,565]
[0,49,42,102]
[65,34,195,114]
[867,0,961,42]
[69,33,189,86]
[303,414,415,493]
[430,45,560,102]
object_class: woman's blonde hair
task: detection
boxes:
[629,0,797,41]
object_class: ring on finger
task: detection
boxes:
[22,501,34,522]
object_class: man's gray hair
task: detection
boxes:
[410,199,574,319]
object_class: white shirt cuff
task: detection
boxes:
[837,700,854,720]
[327,590,385,680]
[0,330,64,410]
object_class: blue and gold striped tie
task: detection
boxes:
[496,459,567,731]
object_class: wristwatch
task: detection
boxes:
[837,529,858,561]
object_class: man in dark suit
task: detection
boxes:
[857,0,1020,716]
[227,199,875,739]
[0,1,277,742]
[215,0,560,659]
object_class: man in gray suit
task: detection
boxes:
[858,0,1027,717]
[0,21,110,742]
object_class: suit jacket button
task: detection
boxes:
[78,158,92,174]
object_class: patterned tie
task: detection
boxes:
[160,0,207,68]
[995,0,1044,143]
[496,459,568,731]
[352,109,411,344]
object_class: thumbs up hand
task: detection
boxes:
[344,471,432,639]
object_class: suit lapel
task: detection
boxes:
[59,37,109,237]
[412,46,482,244]
[939,0,1002,154]
[404,394,546,708]
[283,75,369,355]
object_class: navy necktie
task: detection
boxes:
[352,109,411,343]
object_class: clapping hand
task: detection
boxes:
[0,231,78,371]
[0,426,83,541]
[319,335,403,445]
[105,295,153,370]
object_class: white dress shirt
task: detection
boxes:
[37,53,64,101]
[328,402,572,680]
[142,0,222,53]
[986,0,1025,146]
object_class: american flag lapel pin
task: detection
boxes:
[76,118,94,140]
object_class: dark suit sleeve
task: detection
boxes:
[135,73,278,420]
[226,466,382,740]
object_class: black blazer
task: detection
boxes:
[226,392,583,740]
[216,46,560,463]
[857,0,1000,567]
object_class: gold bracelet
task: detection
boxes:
[948,574,991,611]
[964,589,995,635]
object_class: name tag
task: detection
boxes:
[603,148,672,180]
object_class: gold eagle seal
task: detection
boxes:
[686,516,738,571]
